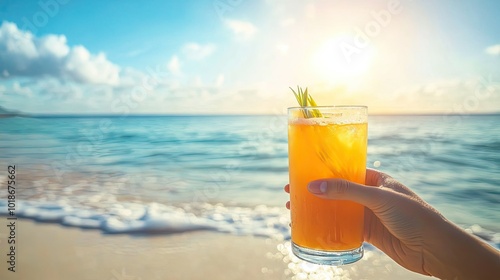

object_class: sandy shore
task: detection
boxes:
[0,219,432,280]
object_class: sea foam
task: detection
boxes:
[0,199,291,240]
[1,199,498,250]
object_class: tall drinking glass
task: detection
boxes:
[288,106,368,265]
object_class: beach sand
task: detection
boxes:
[0,219,432,280]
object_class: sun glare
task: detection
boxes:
[313,37,374,87]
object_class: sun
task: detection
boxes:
[313,36,374,87]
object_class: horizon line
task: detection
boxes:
[4,112,500,118]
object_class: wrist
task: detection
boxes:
[423,218,500,279]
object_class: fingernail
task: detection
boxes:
[309,181,327,194]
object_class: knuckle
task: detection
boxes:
[335,180,350,194]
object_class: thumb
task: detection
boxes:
[308,179,383,209]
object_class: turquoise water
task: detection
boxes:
[0,115,499,242]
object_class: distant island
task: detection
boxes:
[0,106,25,118]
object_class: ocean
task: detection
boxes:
[0,114,499,246]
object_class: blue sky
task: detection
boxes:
[0,0,499,114]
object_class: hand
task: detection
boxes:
[284,169,500,279]
[285,169,430,274]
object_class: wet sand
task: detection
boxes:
[0,219,432,280]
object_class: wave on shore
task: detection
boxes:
[1,199,498,250]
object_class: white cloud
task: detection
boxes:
[224,19,257,40]
[38,34,70,58]
[215,74,224,87]
[168,56,181,75]
[193,75,203,87]
[276,44,289,55]
[118,67,148,87]
[305,4,316,19]
[12,81,33,97]
[28,78,85,101]
[280,18,295,27]
[182,43,215,60]
[485,44,500,56]
[65,46,120,84]
[392,76,500,113]
[0,21,120,85]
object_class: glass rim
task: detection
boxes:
[287,105,367,110]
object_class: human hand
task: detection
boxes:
[285,169,500,279]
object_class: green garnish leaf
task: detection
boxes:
[289,86,323,118]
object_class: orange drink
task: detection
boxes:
[288,106,367,265]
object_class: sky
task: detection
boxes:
[0,0,499,115]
